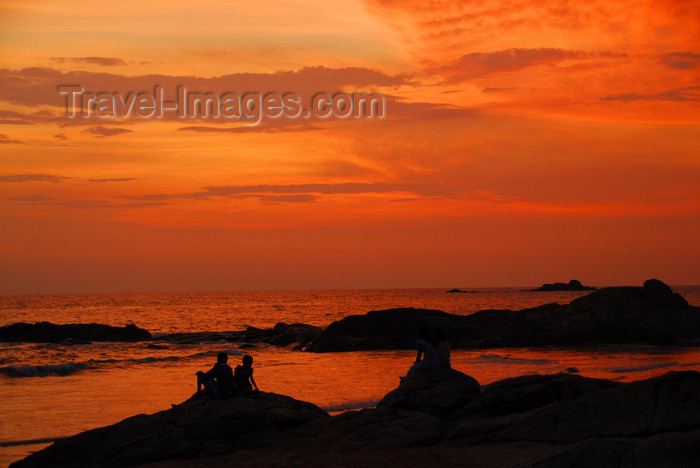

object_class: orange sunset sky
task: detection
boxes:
[1,0,699,294]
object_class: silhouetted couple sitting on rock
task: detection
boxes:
[401,327,451,380]
[196,353,259,399]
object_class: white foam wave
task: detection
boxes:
[609,362,678,373]
[321,399,379,413]
[0,363,90,377]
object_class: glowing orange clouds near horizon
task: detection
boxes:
[1,0,698,293]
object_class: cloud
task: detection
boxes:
[82,126,133,137]
[0,133,23,144]
[86,178,139,183]
[0,173,139,184]
[601,87,700,102]
[0,173,71,183]
[431,48,626,82]
[0,66,408,109]
[659,52,700,70]
[51,57,128,67]
[482,87,518,93]
[8,194,164,208]
[177,122,321,134]
[121,182,465,204]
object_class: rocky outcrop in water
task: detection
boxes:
[531,279,596,291]
[0,322,151,343]
[305,279,699,352]
[157,322,321,348]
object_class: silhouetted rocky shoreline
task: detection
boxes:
[4,280,699,352]
[11,368,700,467]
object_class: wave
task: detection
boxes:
[321,399,380,413]
[609,362,679,373]
[0,349,242,378]
[0,437,64,447]
[0,363,91,377]
[476,353,558,365]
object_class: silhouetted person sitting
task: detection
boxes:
[403,326,440,379]
[234,354,259,396]
[435,328,451,368]
[196,352,235,398]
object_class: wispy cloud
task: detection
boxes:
[658,52,700,70]
[0,133,23,144]
[431,48,626,82]
[601,87,700,102]
[1,173,139,184]
[51,57,128,67]
[82,126,133,137]
[177,123,321,134]
[0,173,70,183]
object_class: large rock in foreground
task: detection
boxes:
[11,392,329,468]
[378,367,481,417]
[306,280,699,351]
[0,322,151,343]
[14,370,700,467]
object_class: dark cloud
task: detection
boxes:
[82,126,133,137]
[122,182,460,203]
[86,178,139,183]
[1,173,139,184]
[0,133,23,144]
[8,194,165,208]
[482,87,518,93]
[177,122,321,134]
[431,48,626,81]
[659,52,700,70]
[0,66,408,109]
[601,86,699,102]
[0,173,70,183]
[51,57,129,67]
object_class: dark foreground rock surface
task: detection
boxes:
[0,322,151,343]
[11,392,329,468]
[13,369,700,467]
[306,279,699,351]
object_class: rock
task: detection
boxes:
[453,373,619,421]
[446,288,474,293]
[443,373,619,443]
[306,308,479,352]
[496,371,700,443]
[305,280,700,351]
[378,367,481,418]
[11,392,329,468]
[518,428,700,468]
[531,280,596,291]
[298,406,443,449]
[0,322,151,343]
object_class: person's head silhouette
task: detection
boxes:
[242,355,253,367]
[217,352,228,364]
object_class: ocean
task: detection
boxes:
[2,286,700,467]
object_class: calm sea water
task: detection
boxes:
[2,286,700,467]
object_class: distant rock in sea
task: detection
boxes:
[446,288,474,293]
[305,279,699,351]
[530,279,596,291]
[13,369,700,467]
[0,322,151,343]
